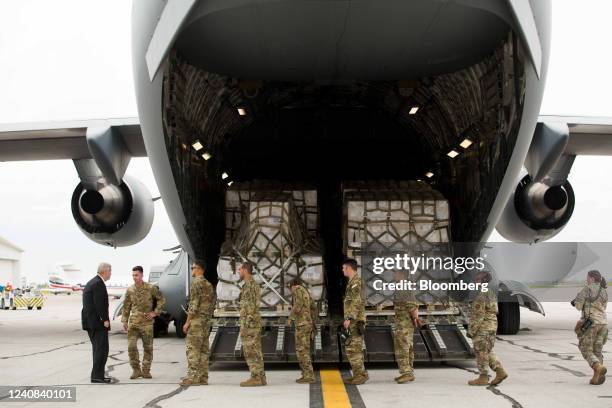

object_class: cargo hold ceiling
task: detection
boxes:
[163,0,517,185]
[162,41,512,183]
[174,0,512,80]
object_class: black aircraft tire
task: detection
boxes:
[174,316,186,339]
[154,317,168,338]
[497,301,520,335]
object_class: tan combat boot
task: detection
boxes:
[130,369,143,380]
[198,376,209,385]
[240,376,266,387]
[141,370,152,379]
[396,373,415,383]
[296,369,315,384]
[468,375,489,386]
[490,366,508,386]
[345,373,368,385]
[590,364,599,385]
[592,362,607,385]
[296,376,315,384]
[179,377,200,387]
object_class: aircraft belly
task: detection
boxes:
[176,0,512,80]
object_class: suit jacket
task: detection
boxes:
[81,275,109,331]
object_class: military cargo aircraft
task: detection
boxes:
[1,0,612,362]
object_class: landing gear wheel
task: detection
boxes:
[497,301,520,335]
[174,315,186,338]
[154,317,168,338]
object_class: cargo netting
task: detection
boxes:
[216,187,326,316]
[343,181,461,318]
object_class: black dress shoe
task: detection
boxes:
[91,378,112,383]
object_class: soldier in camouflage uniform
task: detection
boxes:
[572,269,608,385]
[342,259,368,385]
[238,262,266,387]
[122,266,166,379]
[393,270,422,384]
[180,261,216,387]
[467,271,507,386]
[289,279,316,384]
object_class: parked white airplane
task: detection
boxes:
[46,264,82,295]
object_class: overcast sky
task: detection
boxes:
[0,0,611,283]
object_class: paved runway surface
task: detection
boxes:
[0,295,610,407]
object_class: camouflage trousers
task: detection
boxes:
[578,323,608,367]
[241,327,265,378]
[345,329,366,377]
[394,322,414,376]
[186,318,211,380]
[127,324,154,372]
[295,325,314,379]
[473,331,500,375]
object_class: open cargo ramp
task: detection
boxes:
[209,320,473,363]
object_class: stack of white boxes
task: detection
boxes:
[343,181,452,310]
[216,188,325,316]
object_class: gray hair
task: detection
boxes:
[97,262,111,275]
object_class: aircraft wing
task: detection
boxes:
[1,115,609,162]
[538,115,612,156]
[0,117,145,161]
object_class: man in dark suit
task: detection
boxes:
[82,262,112,383]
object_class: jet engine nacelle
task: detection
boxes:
[496,172,575,243]
[70,175,154,247]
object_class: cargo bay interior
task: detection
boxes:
[162,29,525,289]
[160,23,527,361]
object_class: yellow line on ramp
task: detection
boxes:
[320,368,351,408]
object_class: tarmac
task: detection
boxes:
[0,295,610,408]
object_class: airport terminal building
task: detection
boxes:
[0,236,22,286]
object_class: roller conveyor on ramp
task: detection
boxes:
[208,321,474,363]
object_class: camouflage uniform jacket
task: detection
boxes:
[394,300,419,324]
[187,276,216,321]
[394,286,418,317]
[574,282,608,325]
[469,290,498,334]
[289,285,315,327]
[344,274,365,322]
[121,282,165,326]
[239,278,261,328]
